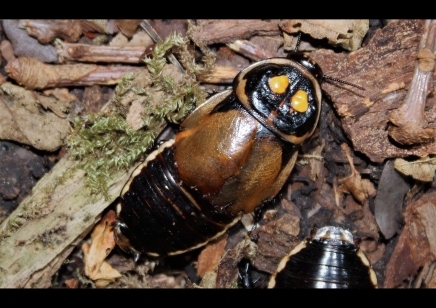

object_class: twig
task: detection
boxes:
[56,40,153,64]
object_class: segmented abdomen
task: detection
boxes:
[273,240,375,288]
[117,142,239,257]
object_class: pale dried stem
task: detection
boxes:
[388,19,436,145]
[56,40,153,64]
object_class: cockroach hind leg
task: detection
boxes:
[113,220,142,260]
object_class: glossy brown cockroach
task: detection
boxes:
[113,45,362,260]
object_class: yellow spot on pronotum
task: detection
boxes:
[269,75,289,94]
[291,90,308,113]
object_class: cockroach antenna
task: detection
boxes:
[293,32,366,92]
[323,75,366,91]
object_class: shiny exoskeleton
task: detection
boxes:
[114,53,323,258]
[268,226,378,288]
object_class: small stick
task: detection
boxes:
[56,40,154,64]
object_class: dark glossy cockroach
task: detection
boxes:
[268,226,378,288]
[113,40,363,260]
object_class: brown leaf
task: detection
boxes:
[0,82,72,151]
[394,156,436,182]
[82,210,121,288]
[197,234,228,278]
[280,20,369,51]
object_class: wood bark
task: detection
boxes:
[0,155,139,288]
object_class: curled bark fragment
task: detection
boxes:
[5,56,142,90]
[20,20,82,44]
[389,19,436,146]
[56,40,153,64]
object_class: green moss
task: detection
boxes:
[67,32,215,199]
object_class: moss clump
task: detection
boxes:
[67,32,215,199]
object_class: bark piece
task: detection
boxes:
[388,20,436,146]
[375,160,411,240]
[0,82,72,151]
[384,191,436,288]
[115,20,142,38]
[280,20,369,51]
[5,56,142,90]
[20,20,82,44]
[190,20,281,45]
[310,19,436,163]
[0,154,139,288]
[2,20,58,63]
[56,41,152,64]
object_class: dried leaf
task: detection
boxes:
[0,82,71,151]
[279,19,369,51]
[82,210,121,288]
[197,234,228,278]
[394,156,436,182]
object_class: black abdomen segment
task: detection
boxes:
[117,144,237,257]
[273,240,376,288]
